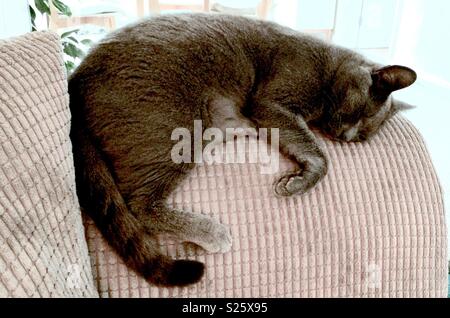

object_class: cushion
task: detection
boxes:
[84,115,447,298]
[0,31,97,297]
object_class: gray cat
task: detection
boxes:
[68,14,416,287]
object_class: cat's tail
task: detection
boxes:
[70,123,205,287]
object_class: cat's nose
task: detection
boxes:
[356,133,368,142]
[343,126,359,141]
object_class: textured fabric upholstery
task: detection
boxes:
[0,32,97,297]
[0,31,447,298]
[84,116,447,298]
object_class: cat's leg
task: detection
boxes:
[129,187,232,254]
[120,132,233,254]
[142,202,232,253]
[249,101,328,196]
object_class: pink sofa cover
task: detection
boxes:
[1,30,447,298]
[84,116,448,298]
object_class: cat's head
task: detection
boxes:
[319,64,417,142]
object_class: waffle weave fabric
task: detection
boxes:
[0,31,97,297]
[84,116,447,298]
[0,30,446,298]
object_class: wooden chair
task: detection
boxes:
[49,1,117,31]
[137,0,271,19]
[301,29,333,42]
[137,0,210,17]
[211,0,272,19]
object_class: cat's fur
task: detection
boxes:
[68,14,416,287]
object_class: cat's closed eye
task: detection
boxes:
[364,107,380,118]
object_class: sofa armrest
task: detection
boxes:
[84,115,447,298]
[0,32,97,297]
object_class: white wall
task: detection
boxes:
[333,0,400,63]
[296,0,336,30]
[392,0,450,82]
[392,0,450,256]
[0,0,31,39]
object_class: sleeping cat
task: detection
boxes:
[68,14,416,287]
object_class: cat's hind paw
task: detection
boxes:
[190,220,232,254]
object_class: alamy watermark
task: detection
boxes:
[171,120,280,174]
[66,264,82,289]
[366,263,382,290]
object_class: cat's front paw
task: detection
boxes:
[275,172,309,196]
[275,157,327,196]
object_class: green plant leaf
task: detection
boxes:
[29,5,37,31]
[66,36,79,43]
[61,29,79,38]
[34,0,50,15]
[52,0,72,17]
[65,60,76,73]
[63,42,84,58]
[29,5,36,22]
[81,39,94,46]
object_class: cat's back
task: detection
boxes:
[70,14,272,82]
[69,14,284,114]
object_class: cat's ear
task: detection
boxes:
[371,65,417,97]
[392,99,415,112]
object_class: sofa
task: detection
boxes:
[0,31,447,298]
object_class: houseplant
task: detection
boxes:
[29,0,92,73]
